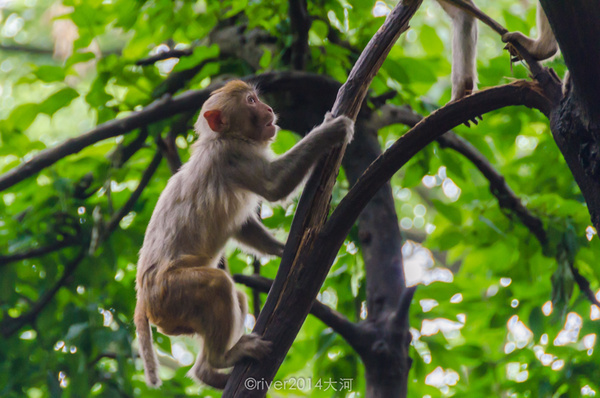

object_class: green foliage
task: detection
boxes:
[0,0,598,398]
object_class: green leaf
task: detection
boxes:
[33,65,66,83]
[432,199,463,225]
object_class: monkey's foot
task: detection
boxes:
[189,361,229,389]
[451,83,482,127]
[239,333,272,360]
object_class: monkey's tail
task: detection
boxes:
[134,301,162,388]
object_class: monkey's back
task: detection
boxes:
[137,136,261,283]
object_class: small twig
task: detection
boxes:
[157,113,194,174]
[110,127,149,168]
[104,151,163,238]
[136,48,194,66]
[1,249,85,338]
[0,237,78,267]
[392,286,417,329]
[568,261,600,308]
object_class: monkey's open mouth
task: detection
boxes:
[266,121,273,127]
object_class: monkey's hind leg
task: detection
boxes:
[165,263,270,387]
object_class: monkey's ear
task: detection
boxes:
[204,110,225,132]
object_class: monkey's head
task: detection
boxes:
[198,80,278,142]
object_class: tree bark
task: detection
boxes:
[540,0,600,231]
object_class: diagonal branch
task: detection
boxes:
[0,93,185,193]
[224,1,424,395]
[0,249,85,338]
[103,151,163,239]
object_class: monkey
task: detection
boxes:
[437,0,558,101]
[134,80,354,389]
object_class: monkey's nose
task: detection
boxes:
[266,106,273,113]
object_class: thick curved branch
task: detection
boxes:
[376,103,600,309]
[233,274,362,348]
[325,81,550,255]
[375,104,548,244]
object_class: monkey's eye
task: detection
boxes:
[247,95,256,104]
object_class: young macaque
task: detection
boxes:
[134,80,354,389]
[437,0,558,101]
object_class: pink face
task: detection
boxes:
[244,91,278,141]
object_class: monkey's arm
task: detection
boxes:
[502,4,557,61]
[233,115,353,202]
[235,218,285,257]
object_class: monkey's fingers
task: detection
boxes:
[503,42,524,62]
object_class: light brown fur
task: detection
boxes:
[438,0,558,101]
[134,80,354,389]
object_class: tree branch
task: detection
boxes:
[325,81,550,265]
[375,104,548,244]
[0,237,78,267]
[0,249,85,338]
[0,94,178,193]
[374,103,600,309]
[224,1,424,395]
[136,48,194,66]
[233,274,362,348]
[288,0,311,70]
[103,151,163,238]
[0,71,343,194]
